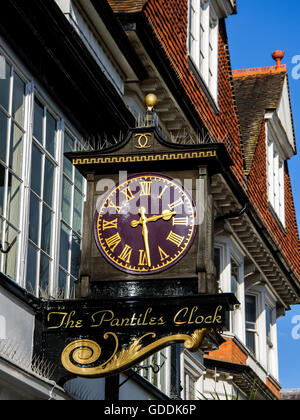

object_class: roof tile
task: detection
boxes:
[233,71,286,175]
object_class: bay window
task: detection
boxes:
[0,49,86,299]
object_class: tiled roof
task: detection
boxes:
[233,71,286,175]
[107,0,148,13]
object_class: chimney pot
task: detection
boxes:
[272,50,285,67]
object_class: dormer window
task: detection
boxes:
[267,128,285,226]
[188,0,219,101]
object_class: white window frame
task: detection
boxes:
[245,282,279,378]
[181,349,206,400]
[215,236,245,343]
[188,0,219,101]
[0,38,86,300]
[266,123,285,226]
[137,348,170,396]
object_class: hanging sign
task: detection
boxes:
[33,293,237,384]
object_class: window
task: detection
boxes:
[265,303,276,375]
[267,132,285,225]
[188,0,219,100]
[26,98,58,296]
[245,294,257,356]
[59,131,85,299]
[137,350,168,395]
[0,59,26,281]
[184,370,197,400]
[0,47,86,300]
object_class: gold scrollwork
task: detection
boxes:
[134,133,152,149]
[61,329,210,377]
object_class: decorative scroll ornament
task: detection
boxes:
[61,329,210,377]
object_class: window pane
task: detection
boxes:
[3,224,18,280]
[46,112,57,157]
[245,295,256,323]
[43,158,54,207]
[33,99,44,143]
[62,176,72,225]
[58,269,67,299]
[29,193,40,245]
[59,222,70,270]
[31,144,42,196]
[12,74,25,127]
[7,173,21,227]
[0,60,11,111]
[63,133,74,179]
[73,190,83,235]
[246,331,256,355]
[75,168,84,192]
[0,110,8,163]
[0,163,5,217]
[41,205,52,255]
[9,123,23,178]
[26,242,37,294]
[266,306,271,340]
[71,233,81,278]
[39,253,50,295]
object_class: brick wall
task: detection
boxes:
[204,338,247,365]
[144,0,245,186]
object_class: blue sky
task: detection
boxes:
[226,0,300,389]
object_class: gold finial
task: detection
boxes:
[145,93,158,111]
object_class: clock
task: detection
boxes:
[94,173,197,275]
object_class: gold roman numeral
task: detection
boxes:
[157,185,168,200]
[107,200,122,214]
[158,246,170,261]
[168,197,184,211]
[166,231,185,247]
[103,219,118,230]
[118,244,133,263]
[173,217,189,226]
[106,233,121,252]
[140,181,152,196]
[138,250,147,266]
[121,186,134,201]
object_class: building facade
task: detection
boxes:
[0,0,299,400]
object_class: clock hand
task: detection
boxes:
[139,207,151,268]
[131,210,176,228]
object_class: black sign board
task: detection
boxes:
[34,293,237,384]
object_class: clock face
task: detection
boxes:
[94,173,197,275]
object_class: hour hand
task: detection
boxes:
[131,210,176,228]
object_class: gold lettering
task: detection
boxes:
[106,233,121,252]
[173,217,189,226]
[47,312,68,329]
[158,246,170,261]
[157,185,168,200]
[107,200,122,214]
[103,218,118,230]
[168,197,184,211]
[213,306,223,324]
[121,186,134,201]
[140,181,152,196]
[47,311,83,330]
[119,244,133,263]
[138,250,147,266]
[173,307,189,325]
[90,310,115,327]
[167,231,185,247]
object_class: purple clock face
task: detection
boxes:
[94,173,197,275]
